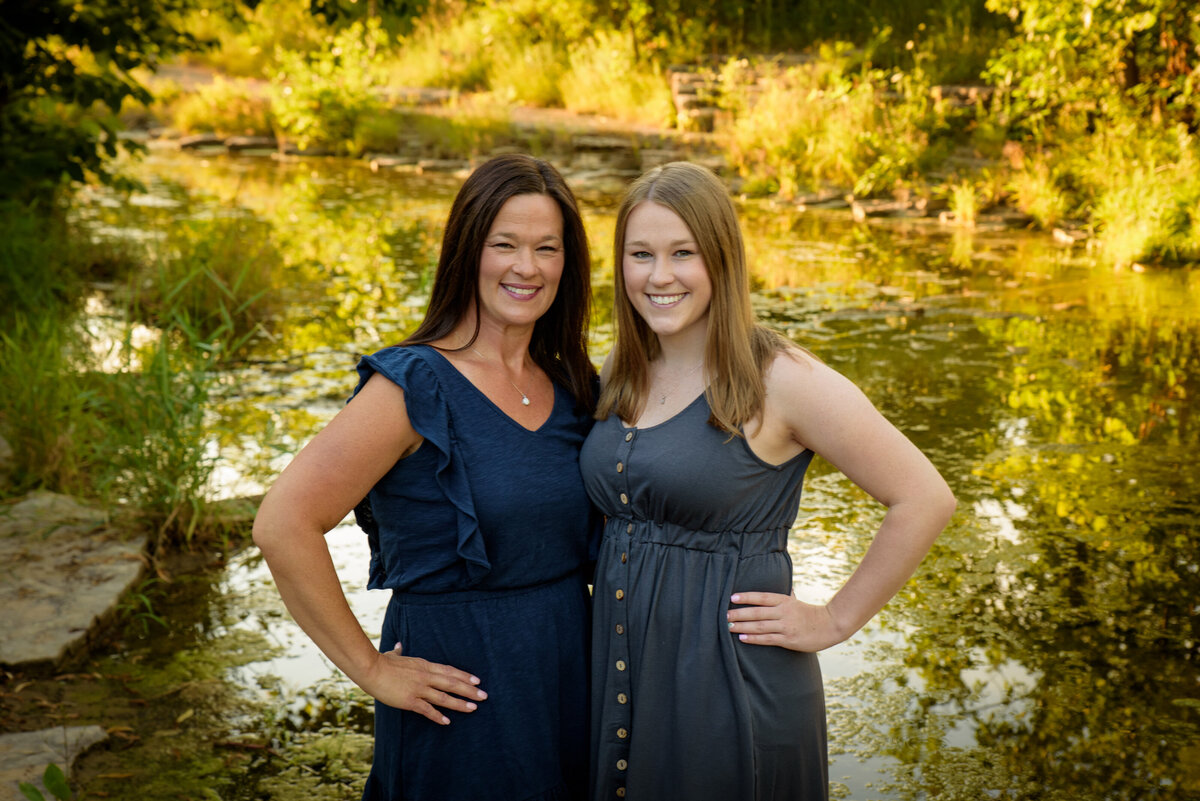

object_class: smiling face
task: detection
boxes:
[476,192,565,332]
[621,200,713,344]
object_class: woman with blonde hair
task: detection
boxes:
[581,162,956,800]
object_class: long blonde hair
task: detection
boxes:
[596,162,788,433]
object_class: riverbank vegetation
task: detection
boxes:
[0,199,272,546]
[139,0,1198,269]
[2,0,1198,527]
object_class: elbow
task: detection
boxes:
[251,495,287,556]
[934,482,957,529]
[251,514,275,555]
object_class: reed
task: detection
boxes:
[0,204,270,544]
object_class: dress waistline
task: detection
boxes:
[388,569,584,606]
[604,516,789,556]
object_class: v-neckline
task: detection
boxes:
[421,345,558,434]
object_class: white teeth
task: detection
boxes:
[649,293,686,305]
[504,285,537,296]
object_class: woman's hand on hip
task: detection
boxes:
[362,641,488,725]
[726,592,846,652]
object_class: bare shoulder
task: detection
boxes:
[764,345,864,404]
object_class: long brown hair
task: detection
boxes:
[403,154,595,410]
[597,161,787,432]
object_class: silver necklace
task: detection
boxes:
[655,360,704,405]
[470,346,531,406]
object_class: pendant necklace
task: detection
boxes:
[655,360,704,405]
[470,345,532,406]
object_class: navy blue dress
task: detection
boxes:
[352,345,593,801]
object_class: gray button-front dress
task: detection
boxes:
[580,392,828,801]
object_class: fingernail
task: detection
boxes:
[470,675,481,685]
[441,716,450,725]
[739,634,748,642]
[728,621,735,630]
[393,642,402,651]
[730,594,741,602]
[466,702,477,711]
[476,690,488,700]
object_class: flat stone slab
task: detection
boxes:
[0,726,108,800]
[0,491,148,668]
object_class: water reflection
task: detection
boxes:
[74,151,1199,800]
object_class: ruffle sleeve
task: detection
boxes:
[350,346,491,588]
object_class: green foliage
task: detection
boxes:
[132,215,280,349]
[386,9,491,91]
[18,764,72,800]
[0,202,272,543]
[1008,152,1069,228]
[118,578,169,634]
[183,0,329,76]
[0,0,200,200]
[947,178,979,226]
[719,52,943,198]
[167,76,274,136]
[559,29,674,126]
[269,20,389,155]
[985,0,1200,130]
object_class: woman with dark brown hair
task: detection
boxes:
[254,154,596,800]
[582,162,956,800]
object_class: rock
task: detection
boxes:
[0,491,149,668]
[415,158,470,174]
[0,725,108,800]
[178,133,224,150]
[564,168,641,195]
[224,135,278,152]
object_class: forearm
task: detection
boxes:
[255,523,381,689]
[826,494,954,641]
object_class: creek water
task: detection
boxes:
[67,148,1199,800]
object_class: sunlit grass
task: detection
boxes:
[560,30,674,127]
[1009,155,1068,229]
[166,76,273,137]
[719,52,940,199]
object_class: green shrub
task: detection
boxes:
[183,0,328,77]
[270,20,389,155]
[1010,156,1069,229]
[489,40,565,107]
[560,30,674,126]
[720,52,937,198]
[386,11,492,91]
[0,203,271,543]
[169,76,274,137]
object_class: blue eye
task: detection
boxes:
[674,249,694,258]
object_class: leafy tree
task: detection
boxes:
[0,0,199,200]
[985,0,1200,129]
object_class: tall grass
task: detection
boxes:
[719,51,941,198]
[1009,154,1069,229]
[167,77,273,137]
[0,204,275,544]
[559,30,674,127]
[1043,121,1200,266]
